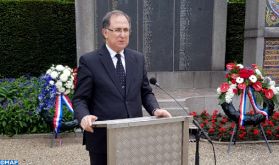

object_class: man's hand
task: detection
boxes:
[80,115,98,133]
[154,109,172,118]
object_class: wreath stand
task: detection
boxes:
[227,106,272,153]
[50,132,63,147]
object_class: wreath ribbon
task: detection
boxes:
[53,94,74,136]
[239,87,268,126]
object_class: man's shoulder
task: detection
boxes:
[80,48,102,60]
[125,48,143,57]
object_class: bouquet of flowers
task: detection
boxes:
[217,63,279,104]
[46,64,75,95]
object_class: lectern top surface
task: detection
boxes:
[91,116,189,129]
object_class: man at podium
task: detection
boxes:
[73,10,172,165]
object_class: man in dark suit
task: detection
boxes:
[73,10,171,165]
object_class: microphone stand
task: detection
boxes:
[152,83,216,165]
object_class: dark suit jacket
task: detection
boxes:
[72,44,160,153]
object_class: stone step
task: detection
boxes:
[157,99,186,108]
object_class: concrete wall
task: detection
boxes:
[148,71,226,89]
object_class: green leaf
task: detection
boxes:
[2,121,6,127]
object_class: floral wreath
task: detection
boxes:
[38,64,79,137]
[217,63,277,126]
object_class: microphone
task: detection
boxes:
[149,77,213,144]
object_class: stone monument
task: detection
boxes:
[75,0,227,89]
[244,0,279,83]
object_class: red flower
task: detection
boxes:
[239,69,254,79]
[231,79,236,84]
[213,110,219,115]
[252,81,262,91]
[190,112,197,117]
[220,82,230,92]
[240,126,246,131]
[268,120,275,127]
[231,73,239,79]
[203,120,209,124]
[272,112,279,120]
[252,64,258,69]
[237,83,246,90]
[200,123,205,128]
[233,88,238,94]
[266,129,272,136]
[226,63,235,70]
[239,132,246,139]
[73,67,78,89]
[208,128,215,134]
[219,127,226,133]
[265,89,274,99]
[253,129,260,135]
[221,117,228,124]
[201,110,209,116]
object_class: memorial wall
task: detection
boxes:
[93,0,214,71]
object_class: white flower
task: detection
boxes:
[64,89,71,95]
[236,77,244,84]
[249,75,257,83]
[60,73,68,82]
[255,69,262,76]
[63,68,71,77]
[237,64,244,69]
[263,77,272,84]
[271,86,278,95]
[230,84,237,89]
[46,64,74,94]
[49,80,54,85]
[56,65,65,71]
[50,71,58,79]
[65,81,73,89]
[269,80,276,86]
[46,69,52,75]
[217,87,221,95]
[59,87,65,93]
[225,94,233,103]
[55,81,63,88]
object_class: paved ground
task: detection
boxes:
[1,133,279,165]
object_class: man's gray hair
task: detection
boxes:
[102,10,131,29]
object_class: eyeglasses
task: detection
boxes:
[106,28,131,34]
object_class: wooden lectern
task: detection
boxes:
[92,116,190,165]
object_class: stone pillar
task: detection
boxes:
[75,0,96,64]
[243,0,266,66]
[212,0,227,70]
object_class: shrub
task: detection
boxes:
[0,1,76,77]
[0,76,75,136]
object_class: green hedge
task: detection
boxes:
[0,1,76,78]
[226,3,245,64]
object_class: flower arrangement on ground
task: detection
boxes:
[38,64,78,136]
[217,63,278,127]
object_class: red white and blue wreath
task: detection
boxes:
[217,63,277,126]
[38,64,78,137]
